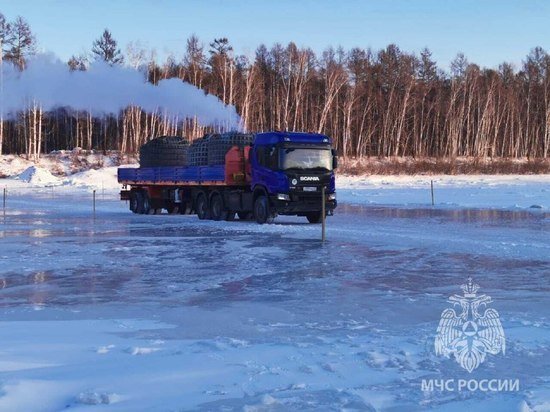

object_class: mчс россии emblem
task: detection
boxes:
[435,278,506,373]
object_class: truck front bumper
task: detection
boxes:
[270,193,337,215]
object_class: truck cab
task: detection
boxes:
[249,132,337,223]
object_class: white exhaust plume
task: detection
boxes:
[0,54,241,129]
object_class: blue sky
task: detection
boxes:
[1,0,549,71]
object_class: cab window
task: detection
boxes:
[256,145,278,169]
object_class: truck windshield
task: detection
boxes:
[280,147,332,171]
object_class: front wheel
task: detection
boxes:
[306,211,323,224]
[254,195,274,224]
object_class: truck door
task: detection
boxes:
[250,145,284,194]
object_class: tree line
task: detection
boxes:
[1,12,549,160]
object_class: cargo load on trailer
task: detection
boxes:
[139,136,190,168]
[118,131,337,224]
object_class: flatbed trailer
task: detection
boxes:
[118,132,337,224]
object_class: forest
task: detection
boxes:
[1,12,550,161]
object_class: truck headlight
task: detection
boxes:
[277,193,290,201]
[327,193,336,200]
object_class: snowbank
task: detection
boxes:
[0,152,137,179]
[63,167,123,190]
[0,152,139,192]
[16,166,60,186]
[0,164,131,192]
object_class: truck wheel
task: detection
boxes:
[135,191,145,214]
[210,193,227,221]
[254,195,274,224]
[196,192,209,220]
[306,211,323,224]
[141,192,152,215]
[130,192,139,213]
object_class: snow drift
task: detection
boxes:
[16,166,60,186]
[0,54,240,128]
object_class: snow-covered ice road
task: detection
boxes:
[0,191,549,411]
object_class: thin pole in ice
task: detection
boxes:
[431,180,435,206]
[322,186,326,242]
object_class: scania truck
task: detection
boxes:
[117,131,337,224]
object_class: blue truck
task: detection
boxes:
[118,131,337,224]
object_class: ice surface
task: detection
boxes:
[0,187,548,411]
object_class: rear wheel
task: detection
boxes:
[130,191,139,213]
[254,195,274,224]
[135,191,145,214]
[306,211,323,224]
[196,192,209,220]
[141,192,152,215]
[210,193,227,221]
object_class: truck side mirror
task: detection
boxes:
[331,149,338,169]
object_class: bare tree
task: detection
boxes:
[126,40,147,70]
[184,35,205,88]
[209,38,233,104]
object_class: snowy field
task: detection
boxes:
[338,174,549,210]
[0,170,549,411]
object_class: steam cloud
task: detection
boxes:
[0,54,241,129]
